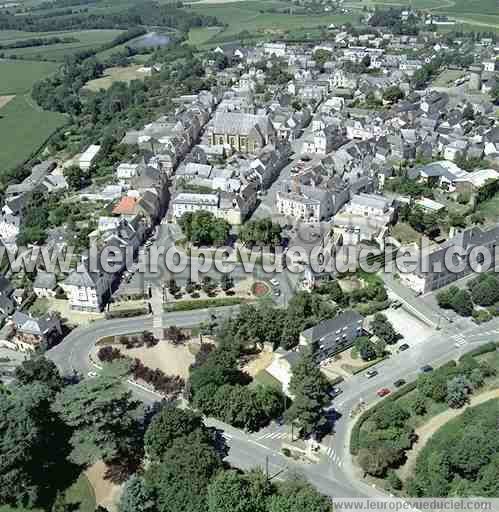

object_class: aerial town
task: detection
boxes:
[0,1,499,511]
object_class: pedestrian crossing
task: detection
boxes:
[257,431,288,441]
[452,333,467,347]
[323,446,343,467]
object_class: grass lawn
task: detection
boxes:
[2,29,124,61]
[0,59,59,94]
[477,194,499,224]
[0,94,67,171]
[252,369,283,391]
[391,222,421,245]
[84,64,149,92]
[432,69,465,87]
[62,473,96,512]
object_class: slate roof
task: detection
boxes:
[301,310,363,343]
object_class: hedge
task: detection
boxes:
[163,297,244,312]
[105,307,147,319]
[458,342,498,360]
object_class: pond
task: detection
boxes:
[132,32,171,49]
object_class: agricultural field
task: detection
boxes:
[187,0,356,44]
[0,29,125,61]
[188,26,223,45]
[0,94,67,172]
[0,59,59,94]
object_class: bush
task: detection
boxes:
[164,297,243,312]
[105,307,147,319]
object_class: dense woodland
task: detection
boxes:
[0,350,333,512]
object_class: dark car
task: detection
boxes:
[394,379,406,388]
[420,365,433,373]
[398,343,410,352]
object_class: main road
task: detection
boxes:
[46,299,499,499]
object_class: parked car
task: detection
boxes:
[393,379,406,388]
[377,387,391,397]
[329,386,343,398]
[391,300,402,309]
[420,365,433,373]
[398,343,410,352]
[366,369,378,378]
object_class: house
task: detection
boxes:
[33,272,57,298]
[299,310,364,362]
[208,113,276,153]
[454,169,499,193]
[61,263,113,312]
[172,193,219,220]
[414,161,468,192]
[116,163,139,183]
[9,311,62,352]
[79,145,101,171]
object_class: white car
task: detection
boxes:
[87,371,98,378]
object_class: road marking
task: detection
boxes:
[322,445,343,467]
[222,433,233,440]
[257,432,288,440]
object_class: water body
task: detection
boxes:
[132,32,171,49]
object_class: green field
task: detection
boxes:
[2,29,124,61]
[0,59,59,94]
[188,26,223,46]
[188,1,356,43]
[0,94,67,171]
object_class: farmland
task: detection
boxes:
[0,94,66,172]
[187,0,356,44]
[0,29,125,61]
[0,59,59,94]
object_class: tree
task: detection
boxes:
[179,211,230,246]
[144,435,223,512]
[202,276,217,295]
[207,470,270,512]
[144,406,207,461]
[164,325,185,345]
[313,49,332,68]
[406,392,427,416]
[220,273,234,292]
[119,475,155,512]
[64,165,90,190]
[446,375,471,408]
[0,383,74,508]
[355,336,376,361]
[285,353,330,438]
[451,289,474,317]
[53,369,141,466]
[239,218,282,247]
[358,446,399,477]
[15,356,64,394]
[468,274,499,306]
[371,314,399,344]
[268,475,333,512]
[383,86,404,103]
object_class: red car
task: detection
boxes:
[377,387,391,397]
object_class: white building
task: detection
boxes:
[79,145,101,171]
[276,191,321,223]
[116,163,139,182]
[172,193,219,219]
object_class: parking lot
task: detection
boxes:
[382,306,435,347]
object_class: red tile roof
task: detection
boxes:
[112,196,138,215]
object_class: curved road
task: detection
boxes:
[47,306,499,498]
